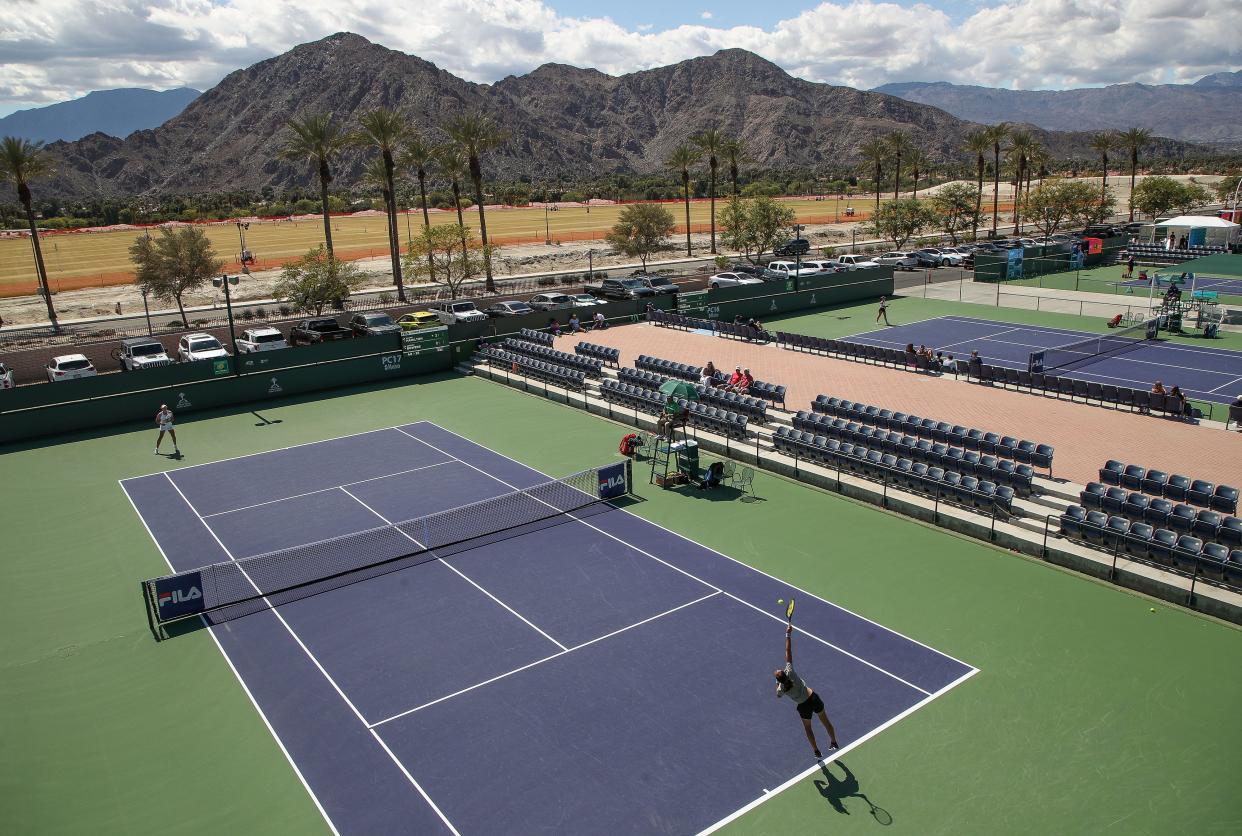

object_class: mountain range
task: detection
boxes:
[0,88,201,144]
[35,34,1208,199]
[875,72,1242,145]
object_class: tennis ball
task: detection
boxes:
[777,598,784,605]
[1150,607,1156,613]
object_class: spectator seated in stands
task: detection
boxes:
[905,343,917,365]
[737,368,755,393]
[1169,386,1192,419]
[725,365,744,391]
[700,361,718,386]
[656,394,688,438]
[932,351,946,373]
[1107,314,1123,328]
[548,317,562,337]
[1152,380,1166,395]
[968,350,982,377]
[1165,283,1181,302]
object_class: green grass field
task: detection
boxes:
[3,302,1241,835]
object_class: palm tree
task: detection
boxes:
[1089,131,1117,206]
[279,112,350,265]
[963,129,990,240]
[665,144,702,256]
[445,111,508,292]
[355,108,409,301]
[1007,130,1034,233]
[886,132,911,199]
[721,137,745,196]
[1027,143,1049,203]
[907,147,928,199]
[984,123,1010,237]
[434,145,471,255]
[0,137,58,327]
[692,128,726,254]
[401,130,437,278]
[858,138,887,219]
[1119,126,1153,221]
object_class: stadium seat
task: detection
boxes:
[1223,551,1242,587]
[1192,510,1222,541]
[1101,487,1128,515]
[1120,465,1146,491]
[1122,493,1149,521]
[1080,482,1106,509]
[1123,522,1154,559]
[1164,475,1190,502]
[1218,516,1242,548]
[1168,504,1196,534]
[1144,498,1172,528]
[1099,460,1124,486]
[1104,516,1131,549]
[1060,505,1086,537]
[1141,469,1169,497]
[1199,543,1229,581]
[1147,529,1178,566]
[1172,536,1204,573]
[1188,480,1215,508]
[1083,511,1110,546]
[1211,485,1239,515]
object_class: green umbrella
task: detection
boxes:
[658,379,699,401]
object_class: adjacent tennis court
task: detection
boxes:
[847,315,1242,404]
[120,421,975,835]
[1119,273,1242,297]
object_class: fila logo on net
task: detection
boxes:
[158,587,202,607]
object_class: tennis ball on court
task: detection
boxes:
[777,598,784,605]
[1150,607,1156,613]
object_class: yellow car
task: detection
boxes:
[397,311,442,330]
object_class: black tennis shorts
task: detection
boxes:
[796,691,824,720]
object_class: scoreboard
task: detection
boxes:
[400,325,449,356]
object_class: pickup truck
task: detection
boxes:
[236,326,289,353]
[835,254,881,271]
[289,317,352,345]
[585,278,656,300]
[636,275,681,295]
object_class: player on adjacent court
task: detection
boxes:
[775,624,839,759]
[875,296,890,325]
[154,403,179,455]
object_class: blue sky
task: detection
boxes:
[571,0,983,29]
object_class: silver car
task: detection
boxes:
[875,252,919,270]
[528,292,575,311]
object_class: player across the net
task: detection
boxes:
[141,459,632,637]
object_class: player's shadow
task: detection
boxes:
[813,759,892,825]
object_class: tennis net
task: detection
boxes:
[141,459,632,636]
[1027,318,1157,373]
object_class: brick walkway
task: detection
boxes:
[555,324,1242,489]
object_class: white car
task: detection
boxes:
[708,272,765,289]
[178,332,230,362]
[236,327,289,353]
[570,294,605,307]
[835,254,881,270]
[46,354,97,382]
[428,300,488,324]
[799,260,842,274]
[920,247,964,266]
[0,361,15,389]
[875,252,919,270]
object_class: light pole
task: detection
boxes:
[588,249,596,279]
[793,223,805,276]
[212,273,241,374]
[544,203,551,245]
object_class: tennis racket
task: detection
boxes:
[785,597,795,623]
[861,794,892,825]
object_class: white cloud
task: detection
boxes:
[701,11,713,19]
[0,0,1238,113]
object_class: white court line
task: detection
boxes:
[370,591,722,727]
[697,666,981,835]
[934,326,1025,354]
[421,423,981,676]
[159,471,464,836]
[368,729,462,836]
[117,480,342,836]
[201,459,454,518]
[1209,375,1242,394]
[336,485,569,652]
[397,427,935,698]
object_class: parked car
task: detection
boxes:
[774,238,810,257]
[349,312,402,337]
[289,318,352,345]
[1082,224,1123,238]
[235,326,289,353]
[178,333,230,362]
[117,336,173,371]
[584,278,655,299]
[0,361,15,389]
[729,263,766,278]
[1123,222,1145,235]
[485,301,535,317]
[764,260,823,279]
[875,252,919,270]
[916,248,963,267]
[637,275,681,295]
[427,300,488,324]
[799,260,842,274]
[569,294,605,307]
[528,292,576,311]
[835,254,880,270]
[397,311,442,330]
[46,354,97,382]
[708,272,765,289]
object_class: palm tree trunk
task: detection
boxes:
[382,154,406,302]
[452,181,468,253]
[1012,160,1023,235]
[1129,152,1138,221]
[991,149,1000,237]
[874,162,881,218]
[973,156,984,241]
[318,161,335,261]
[471,173,495,293]
[893,154,901,200]
[708,161,717,254]
[417,171,434,280]
[682,171,692,256]
[22,196,58,327]
[730,163,739,197]
[912,166,919,200]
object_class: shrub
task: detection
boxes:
[278,305,292,317]
[192,319,210,327]
[378,292,393,305]
[239,308,255,320]
[560,275,577,285]
[167,320,184,328]
[537,276,556,286]
[253,307,266,318]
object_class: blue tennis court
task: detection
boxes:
[1119,274,1242,297]
[848,315,1242,404]
[121,422,975,835]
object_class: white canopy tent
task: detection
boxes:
[1150,215,1239,248]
